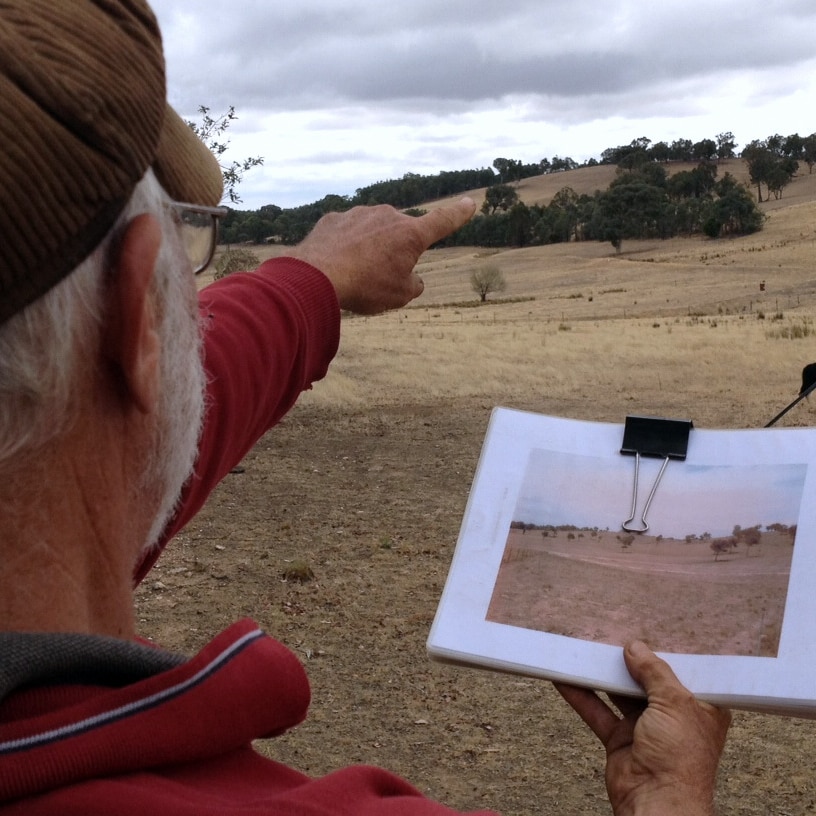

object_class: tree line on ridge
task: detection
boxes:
[218,131,816,252]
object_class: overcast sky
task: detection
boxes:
[151,0,816,210]
[513,451,805,539]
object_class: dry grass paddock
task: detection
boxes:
[204,159,816,428]
[149,163,816,815]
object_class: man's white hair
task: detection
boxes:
[0,170,204,496]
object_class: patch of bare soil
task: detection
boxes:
[489,531,792,656]
[136,398,816,816]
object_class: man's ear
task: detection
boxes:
[106,214,163,414]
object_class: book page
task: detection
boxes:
[427,408,816,715]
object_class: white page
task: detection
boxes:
[427,408,816,716]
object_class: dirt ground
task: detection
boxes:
[135,396,816,816]
[490,530,792,656]
[134,166,816,814]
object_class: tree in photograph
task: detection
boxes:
[187,105,264,204]
[481,183,519,215]
[733,523,762,555]
[710,536,738,561]
[470,264,506,302]
[744,526,762,554]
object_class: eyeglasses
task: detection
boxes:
[171,202,228,275]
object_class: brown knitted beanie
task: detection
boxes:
[0,0,223,326]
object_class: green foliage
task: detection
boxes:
[804,134,816,174]
[667,163,717,199]
[704,173,765,237]
[481,184,519,215]
[354,168,496,208]
[742,138,799,202]
[187,105,264,204]
[214,247,261,280]
[216,128,816,252]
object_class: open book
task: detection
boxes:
[427,408,816,717]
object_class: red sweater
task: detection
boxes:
[136,257,341,581]
[0,259,495,815]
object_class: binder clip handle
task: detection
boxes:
[620,416,693,533]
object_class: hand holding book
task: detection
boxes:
[556,640,730,816]
[428,408,816,716]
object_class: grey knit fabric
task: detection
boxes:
[0,632,186,702]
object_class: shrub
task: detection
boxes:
[214,247,261,280]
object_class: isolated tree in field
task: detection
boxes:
[470,264,506,302]
[187,105,264,204]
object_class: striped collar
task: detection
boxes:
[0,631,186,704]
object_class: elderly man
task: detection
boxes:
[0,1,729,814]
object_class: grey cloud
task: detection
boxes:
[156,0,816,118]
[150,0,816,207]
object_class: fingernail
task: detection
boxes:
[626,640,649,657]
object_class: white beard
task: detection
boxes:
[140,249,207,553]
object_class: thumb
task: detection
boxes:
[623,640,688,699]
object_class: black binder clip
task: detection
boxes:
[620,416,693,533]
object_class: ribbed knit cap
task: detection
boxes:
[0,0,223,326]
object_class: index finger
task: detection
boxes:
[415,197,477,246]
[555,682,620,745]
